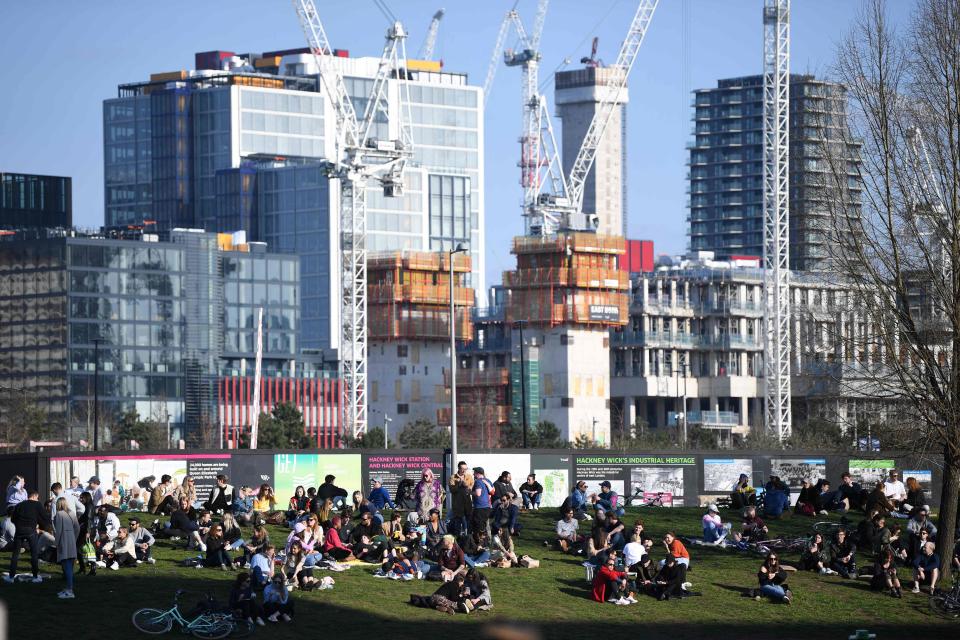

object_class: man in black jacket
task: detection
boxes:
[4,490,51,583]
[203,474,236,513]
[315,475,348,510]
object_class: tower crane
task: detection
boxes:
[292,0,413,438]
[417,8,445,60]
[529,0,658,235]
[762,0,791,442]
[906,125,949,277]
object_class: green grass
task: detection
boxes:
[0,507,955,640]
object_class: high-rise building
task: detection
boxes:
[103,49,485,354]
[0,173,72,230]
[0,227,305,442]
[687,74,861,271]
[555,67,628,237]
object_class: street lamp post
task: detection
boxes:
[93,338,102,451]
[449,243,467,486]
[383,414,391,449]
[514,321,529,448]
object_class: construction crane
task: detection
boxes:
[762,0,791,442]
[417,8,445,60]
[906,125,949,277]
[529,0,658,235]
[580,37,602,67]
[292,0,413,438]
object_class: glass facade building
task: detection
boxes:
[0,228,300,442]
[103,53,484,355]
[0,173,72,229]
[688,75,861,271]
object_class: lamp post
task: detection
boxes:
[383,414,391,449]
[449,243,467,485]
[93,338,102,451]
[513,320,529,448]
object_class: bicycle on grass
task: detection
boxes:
[929,579,960,620]
[131,589,253,638]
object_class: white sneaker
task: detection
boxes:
[136,560,143,565]
[255,618,265,626]
[58,590,75,599]
[626,595,638,603]
[281,614,291,622]
[912,585,920,593]
[681,581,692,590]
[583,514,593,521]
[109,562,119,571]
[267,613,279,623]
[31,576,43,583]
[402,573,414,581]
[199,543,207,553]
[95,561,106,568]
[818,510,828,515]
[608,597,620,603]
[2,575,14,584]
[615,597,630,605]
[147,557,156,565]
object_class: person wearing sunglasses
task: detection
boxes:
[756,552,792,603]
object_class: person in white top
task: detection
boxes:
[622,533,654,582]
[883,470,907,507]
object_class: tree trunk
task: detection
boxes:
[937,443,960,583]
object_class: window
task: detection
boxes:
[398,365,407,376]
[561,397,574,408]
[397,345,408,358]
[560,334,573,346]
[397,403,409,415]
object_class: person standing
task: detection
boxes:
[53,497,79,598]
[4,489,51,583]
[415,469,444,521]
[471,468,495,537]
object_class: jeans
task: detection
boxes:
[9,532,40,578]
[448,516,469,537]
[135,545,153,561]
[658,557,690,569]
[61,558,74,591]
[760,584,786,602]
[703,525,728,544]
[522,493,541,509]
[303,552,322,568]
[228,539,246,551]
[464,550,491,568]
[608,532,626,551]
[252,566,268,588]
[205,548,232,567]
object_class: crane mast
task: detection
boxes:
[292,0,412,439]
[762,0,791,442]
[530,0,658,235]
[418,8,445,60]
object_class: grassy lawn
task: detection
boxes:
[0,506,955,640]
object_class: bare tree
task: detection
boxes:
[821,0,960,581]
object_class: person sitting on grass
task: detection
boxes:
[229,572,265,627]
[795,480,818,516]
[127,517,156,564]
[461,531,491,568]
[741,506,769,542]
[432,534,466,580]
[864,481,895,518]
[762,475,790,518]
[911,541,940,594]
[857,512,891,556]
[462,567,493,612]
[283,529,319,590]
[491,528,519,567]
[799,532,835,575]
[561,480,591,521]
[631,519,654,550]
[321,515,354,561]
[756,552,792,603]
[491,492,521,538]
[659,532,690,569]
[203,474,235,514]
[250,544,276,589]
[555,508,580,553]
[286,486,310,526]
[424,508,447,554]
[368,479,395,511]
[239,525,269,568]
[316,475,349,511]
[593,481,624,517]
[586,518,611,566]
[731,474,756,510]
[349,511,383,562]
[602,510,628,551]
[168,497,205,551]
[829,528,857,578]
[263,573,294,623]
[871,547,902,598]
[623,533,654,582]
[903,477,926,514]
[100,526,137,570]
[377,547,420,580]
[220,513,244,553]
[652,554,696,601]
[148,475,175,516]
[232,486,255,525]
[204,523,233,571]
[591,553,636,605]
[93,504,121,542]
[382,511,404,545]
[519,474,543,511]
[313,498,334,527]
[409,573,468,614]
[906,505,937,543]
[702,503,733,545]
[252,484,278,524]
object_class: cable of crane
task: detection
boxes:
[537,0,623,93]
[373,0,396,23]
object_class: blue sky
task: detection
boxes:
[0,1,911,288]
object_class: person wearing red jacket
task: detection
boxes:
[591,554,636,605]
[321,515,354,561]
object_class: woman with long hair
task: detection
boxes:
[5,475,26,514]
[756,552,791,603]
[287,486,309,524]
[241,525,270,567]
[172,476,197,508]
[204,523,233,570]
[221,512,244,551]
[321,515,354,561]
[253,484,279,523]
[904,476,926,512]
[315,498,334,527]
[870,547,902,598]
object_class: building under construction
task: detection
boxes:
[366,250,474,439]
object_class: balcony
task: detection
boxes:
[686,410,740,428]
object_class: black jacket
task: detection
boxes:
[170,509,198,533]
[451,483,473,519]
[12,500,51,537]
[316,483,347,502]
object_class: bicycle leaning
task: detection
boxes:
[131,589,254,638]
[929,579,960,620]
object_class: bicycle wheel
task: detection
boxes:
[132,608,174,634]
[190,615,234,640]
[229,618,255,638]
[812,521,839,536]
[929,593,960,619]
